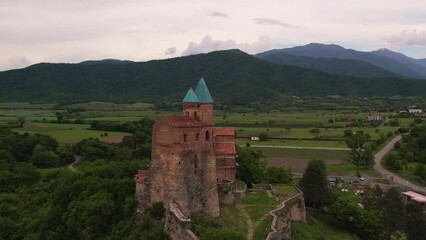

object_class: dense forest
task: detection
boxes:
[1,50,426,105]
[0,120,171,240]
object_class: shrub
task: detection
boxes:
[259,132,268,141]
[383,153,402,171]
[310,128,321,134]
[266,166,292,183]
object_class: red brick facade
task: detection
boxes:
[135,80,237,218]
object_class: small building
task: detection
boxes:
[409,109,423,114]
[366,115,383,121]
[402,191,426,211]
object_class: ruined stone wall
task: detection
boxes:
[164,203,199,240]
[137,120,219,217]
[266,189,306,240]
[217,181,236,204]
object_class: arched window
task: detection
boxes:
[183,134,187,142]
[194,154,198,169]
[205,131,210,141]
[195,133,199,141]
[185,111,189,116]
[194,111,197,118]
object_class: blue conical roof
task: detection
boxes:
[182,88,200,103]
[194,78,214,103]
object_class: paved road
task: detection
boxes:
[242,145,350,151]
[374,135,426,194]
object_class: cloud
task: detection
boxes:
[0,56,32,71]
[181,35,272,56]
[384,30,426,46]
[165,47,177,55]
[253,18,301,29]
[209,11,228,17]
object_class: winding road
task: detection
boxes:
[374,135,426,194]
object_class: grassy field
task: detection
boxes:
[292,212,360,240]
[12,123,129,142]
[237,139,349,148]
[326,163,381,177]
[234,125,399,139]
[253,146,349,160]
[240,190,278,221]
[397,163,426,187]
[197,189,277,239]
[271,184,300,194]
[381,159,426,187]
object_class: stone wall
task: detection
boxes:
[252,183,272,190]
[266,185,306,240]
[217,181,236,204]
[164,202,199,240]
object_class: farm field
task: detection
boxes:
[237,139,348,148]
[1,101,418,177]
[233,125,398,139]
[253,146,349,160]
[12,122,129,143]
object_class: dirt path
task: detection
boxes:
[237,204,254,240]
[68,155,81,172]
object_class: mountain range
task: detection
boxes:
[0,45,426,104]
[256,43,426,79]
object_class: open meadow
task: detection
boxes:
[2,101,416,163]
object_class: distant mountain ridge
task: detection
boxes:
[1,49,426,104]
[255,52,400,78]
[256,43,426,79]
[371,48,426,76]
[79,59,135,65]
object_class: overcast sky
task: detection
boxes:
[1,0,426,71]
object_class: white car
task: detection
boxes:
[360,176,365,181]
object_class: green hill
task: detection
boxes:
[0,49,425,104]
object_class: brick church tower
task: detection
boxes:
[135,78,237,219]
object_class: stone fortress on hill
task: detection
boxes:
[134,78,238,237]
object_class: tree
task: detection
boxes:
[285,127,291,133]
[309,128,321,134]
[236,147,265,185]
[299,159,330,209]
[346,132,368,168]
[258,132,268,141]
[17,116,25,127]
[383,152,402,171]
[265,167,292,183]
[414,164,426,181]
[389,119,400,127]
[390,231,407,240]
[56,112,65,122]
[30,149,60,167]
[343,129,353,137]
[383,188,406,234]
[362,146,374,168]
[406,202,426,240]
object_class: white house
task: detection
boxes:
[408,109,423,114]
